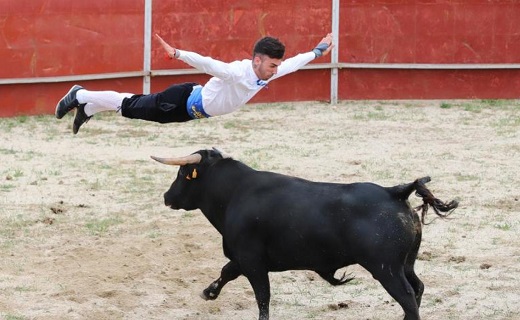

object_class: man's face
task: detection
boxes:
[253,55,282,81]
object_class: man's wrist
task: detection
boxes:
[312,43,329,58]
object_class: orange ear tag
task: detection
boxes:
[192,169,198,179]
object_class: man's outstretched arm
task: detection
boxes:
[155,33,240,81]
[273,32,335,79]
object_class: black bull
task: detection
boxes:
[151,149,458,320]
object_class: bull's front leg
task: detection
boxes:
[201,260,241,300]
[244,268,270,320]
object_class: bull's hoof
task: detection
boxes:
[200,288,218,301]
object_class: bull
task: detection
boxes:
[151,148,458,320]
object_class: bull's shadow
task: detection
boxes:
[151,148,458,320]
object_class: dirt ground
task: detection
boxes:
[0,100,519,320]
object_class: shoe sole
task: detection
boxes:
[72,104,90,135]
[72,107,81,134]
[55,85,81,119]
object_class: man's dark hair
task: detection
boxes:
[253,36,285,59]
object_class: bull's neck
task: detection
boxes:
[198,160,252,234]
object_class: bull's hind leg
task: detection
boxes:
[405,210,424,306]
[371,265,420,320]
[201,261,241,300]
[404,263,424,308]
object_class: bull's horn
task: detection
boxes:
[150,153,202,166]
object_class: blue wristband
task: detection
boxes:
[312,42,329,57]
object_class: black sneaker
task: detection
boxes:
[72,103,92,134]
[55,85,84,119]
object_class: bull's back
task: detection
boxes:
[224,173,417,269]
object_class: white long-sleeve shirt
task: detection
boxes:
[176,50,316,116]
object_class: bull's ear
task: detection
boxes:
[212,147,232,159]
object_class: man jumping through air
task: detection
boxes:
[55,33,334,134]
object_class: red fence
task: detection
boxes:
[1,0,519,117]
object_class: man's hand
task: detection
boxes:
[155,34,178,59]
[313,33,334,57]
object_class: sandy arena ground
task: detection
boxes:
[0,100,519,320]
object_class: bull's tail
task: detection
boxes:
[390,176,459,224]
[414,177,458,224]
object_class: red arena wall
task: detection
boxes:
[0,0,519,116]
[338,1,520,100]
